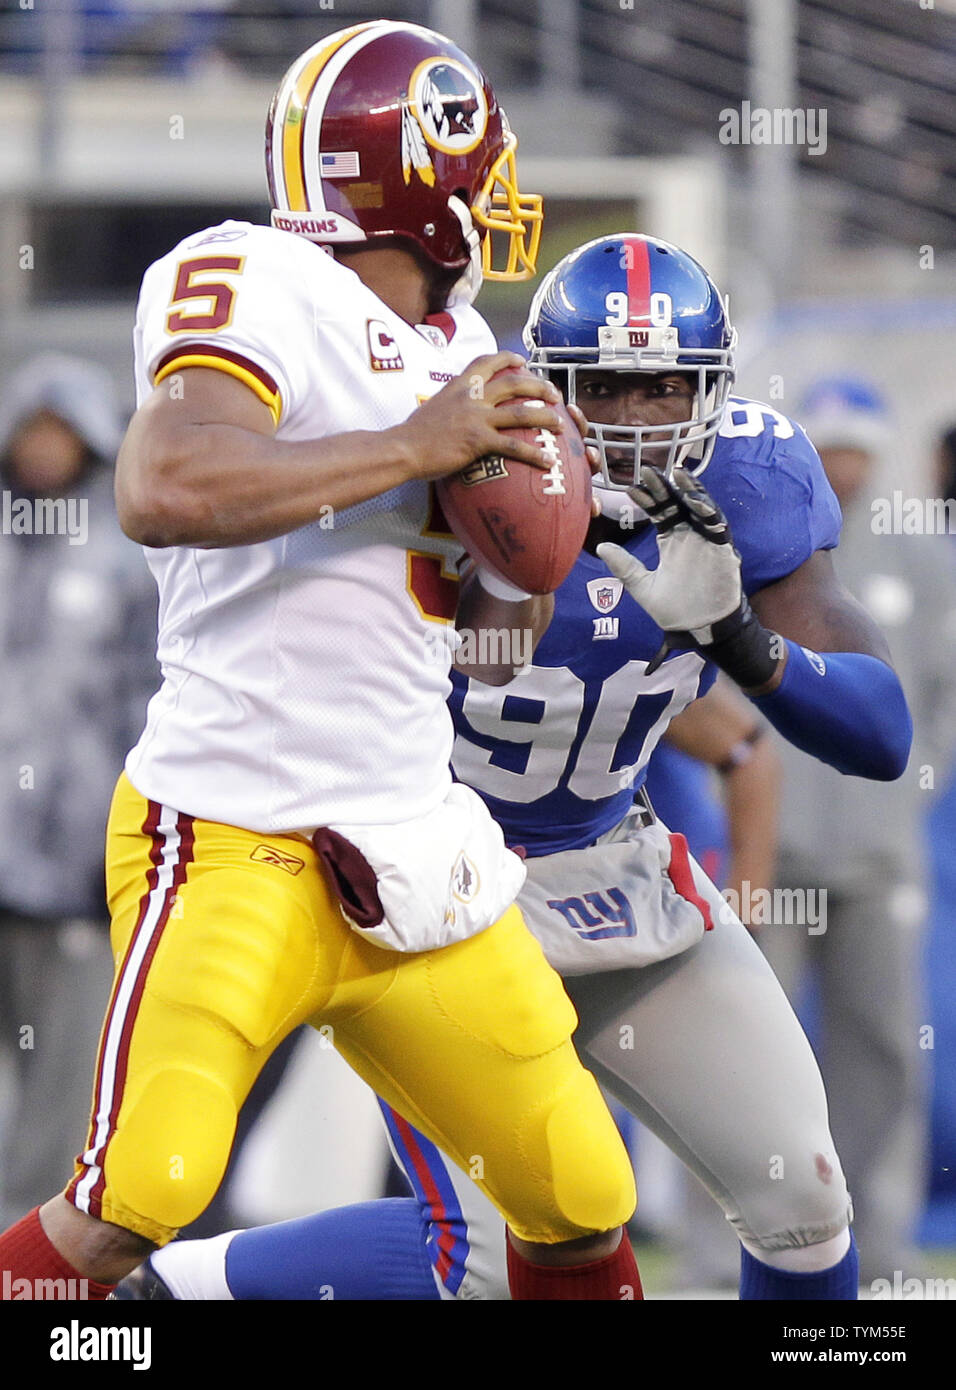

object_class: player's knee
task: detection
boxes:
[106,1068,237,1234]
[535,1069,636,1240]
[739,1148,853,1254]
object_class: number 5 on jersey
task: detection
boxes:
[166,256,245,334]
[407,551,459,623]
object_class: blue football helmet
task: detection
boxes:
[523,233,736,485]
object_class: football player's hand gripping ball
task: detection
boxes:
[598,466,780,687]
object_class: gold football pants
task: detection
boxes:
[67,774,635,1246]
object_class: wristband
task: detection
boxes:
[476,566,532,604]
[691,598,779,690]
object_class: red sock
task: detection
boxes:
[0,1207,115,1300]
[507,1231,644,1301]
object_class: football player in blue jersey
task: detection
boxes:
[115,234,912,1302]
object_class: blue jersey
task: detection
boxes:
[643,741,729,885]
[449,397,842,855]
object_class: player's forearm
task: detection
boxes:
[704,572,910,779]
[454,571,553,685]
[722,738,781,912]
[117,420,416,549]
[750,644,913,780]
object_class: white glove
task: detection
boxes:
[597,466,780,688]
[596,465,742,641]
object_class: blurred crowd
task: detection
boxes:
[0,1,361,79]
[0,354,158,1229]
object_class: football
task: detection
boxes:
[436,378,593,595]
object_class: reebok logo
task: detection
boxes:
[250,844,306,875]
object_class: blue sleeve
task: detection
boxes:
[752,642,912,781]
[709,422,843,594]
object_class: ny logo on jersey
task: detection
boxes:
[592,616,619,641]
[546,888,636,940]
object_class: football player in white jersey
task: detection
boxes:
[0,24,645,1303]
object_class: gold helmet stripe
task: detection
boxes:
[278,23,378,212]
[296,21,434,214]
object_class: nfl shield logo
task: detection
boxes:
[586,577,623,613]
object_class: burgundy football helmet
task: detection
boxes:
[265,20,543,299]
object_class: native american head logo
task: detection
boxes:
[412,58,487,150]
[402,56,489,185]
[450,851,481,904]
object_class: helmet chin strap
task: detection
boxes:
[446,196,483,307]
[675,401,707,469]
[673,380,717,470]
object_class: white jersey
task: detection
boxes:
[126,219,495,834]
